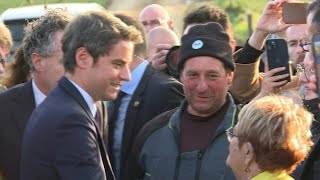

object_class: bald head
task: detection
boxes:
[139,4,173,33]
[146,26,179,59]
[285,24,307,67]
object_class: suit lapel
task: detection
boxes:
[58,76,115,180]
[120,64,154,165]
[129,64,154,101]
[96,101,107,137]
[12,81,36,136]
[58,76,93,119]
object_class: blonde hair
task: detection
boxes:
[0,21,12,49]
[237,95,313,174]
[278,90,303,106]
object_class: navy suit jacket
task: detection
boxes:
[20,77,115,180]
[0,81,35,180]
[108,64,184,179]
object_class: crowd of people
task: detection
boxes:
[0,0,319,179]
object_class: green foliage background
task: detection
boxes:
[0,0,310,46]
[0,0,107,14]
[203,0,309,45]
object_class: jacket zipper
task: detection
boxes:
[195,149,205,180]
[169,120,181,180]
[170,104,236,180]
[173,154,181,180]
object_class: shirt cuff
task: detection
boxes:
[234,39,264,64]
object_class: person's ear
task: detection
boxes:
[243,142,255,172]
[229,40,236,52]
[75,47,93,69]
[31,53,44,71]
[168,19,174,29]
[227,71,234,86]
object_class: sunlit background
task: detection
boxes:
[0,0,310,45]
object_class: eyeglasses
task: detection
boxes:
[296,64,315,82]
[226,127,238,142]
[141,19,162,27]
[299,38,312,52]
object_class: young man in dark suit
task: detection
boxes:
[0,10,72,180]
[20,11,142,180]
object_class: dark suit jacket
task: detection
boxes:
[300,138,320,180]
[20,77,115,180]
[0,81,35,180]
[0,80,108,180]
[108,64,184,180]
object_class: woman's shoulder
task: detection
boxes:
[252,171,294,180]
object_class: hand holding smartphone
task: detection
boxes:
[266,38,292,82]
[282,2,308,24]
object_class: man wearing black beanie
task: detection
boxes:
[177,22,235,72]
[125,22,237,180]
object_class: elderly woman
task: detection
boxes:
[226,95,313,180]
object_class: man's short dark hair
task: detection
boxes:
[114,13,146,59]
[308,0,320,13]
[308,0,320,32]
[62,11,143,73]
[183,5,232,36]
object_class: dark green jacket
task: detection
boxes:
[125,93,238,180]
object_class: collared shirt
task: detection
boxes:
[68,79,97,117]
[252,171,294,180]
[32,79,47,107]
[113,60,149,178]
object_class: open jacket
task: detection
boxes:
[124,93,238,180]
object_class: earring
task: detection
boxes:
[245,168,249,172]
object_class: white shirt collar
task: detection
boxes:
[32,79,47,107]
[68,79,97,117]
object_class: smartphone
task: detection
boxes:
[312,33,320,96]
[266,39,291,82]
[282,2,308,24]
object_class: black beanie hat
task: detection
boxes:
[177,22,235,72]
